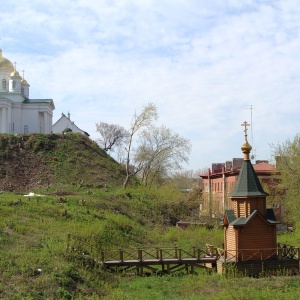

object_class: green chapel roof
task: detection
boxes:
[229,121,268,197]
[224,209,279,226]
[229,159,269,197]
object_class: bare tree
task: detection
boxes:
[167,170,199,190]
[123,103,158,188]
[134,125,192,187]
[96,122,128,152]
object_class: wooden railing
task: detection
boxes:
[277,243,300,259]
[100,246,218,263]
[217,244,300,262]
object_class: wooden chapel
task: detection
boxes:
[218,122,299,275]
[223,121,279,261]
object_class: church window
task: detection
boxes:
[21,87,24,94]
[2,79,6,90]
[24,125,28,134]
[12,80,16,88]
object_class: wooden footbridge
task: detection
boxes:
[99,245,218,275]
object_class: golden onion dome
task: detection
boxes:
[241,139,252,154]
[0,49,14,69]
[10,70,21,77]
[0,57,14,69]
[21,70,29,84]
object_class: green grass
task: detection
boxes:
[108,274,300,300]
[1,134,300,299]
[0,187,299,299]
[0,186,202,299]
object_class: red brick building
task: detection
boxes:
[200,159,278,218]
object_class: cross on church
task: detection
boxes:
[241,121,250,135]
[14,61,17,71]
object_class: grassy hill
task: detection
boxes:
[0,133,127,192]
[1,133,300,299]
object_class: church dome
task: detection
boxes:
[10,70,21,77]
[0,49,14,69]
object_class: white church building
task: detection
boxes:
[0,48,54,134]
[53,112,89,136]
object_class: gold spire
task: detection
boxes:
[21,70,28,84]
[10,61,20,76]
[241,121,252,160]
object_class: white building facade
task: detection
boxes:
[0,48,54,134]
[53,112,89,136]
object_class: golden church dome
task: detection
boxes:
[241,139,252,154]
[0,49,14,69]
[10,70,20,77]
[0,57,14,69]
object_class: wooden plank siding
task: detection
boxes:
[238,215,277,260]
[225,226,237,260]
[231,197,267,218]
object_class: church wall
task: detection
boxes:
[21,106,51,134]
[225,226,238,261]
[237,215,277,260]
[11,105,22,133]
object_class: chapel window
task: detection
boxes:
[24,125,28,134]
[2,79,6,90]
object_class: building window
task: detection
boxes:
[24,125,28,134]
[12,80,16,88]
[2,79,6,90]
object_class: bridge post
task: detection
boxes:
[191,264,195,274]
[138,249,142,261]
[278,247,282,259]
[119,249,124,262]
[136,266,143,275]
[167,264,170,274]
[159,249,163,262]
[178,249,182,261]
[197,248,200,260]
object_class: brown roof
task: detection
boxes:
[253,162,274,172]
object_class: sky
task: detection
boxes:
[1,0,300,171]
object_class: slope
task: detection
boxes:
[0,133,127,192]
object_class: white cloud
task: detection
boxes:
[1,0,300,170]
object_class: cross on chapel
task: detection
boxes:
[241,121,250,136]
